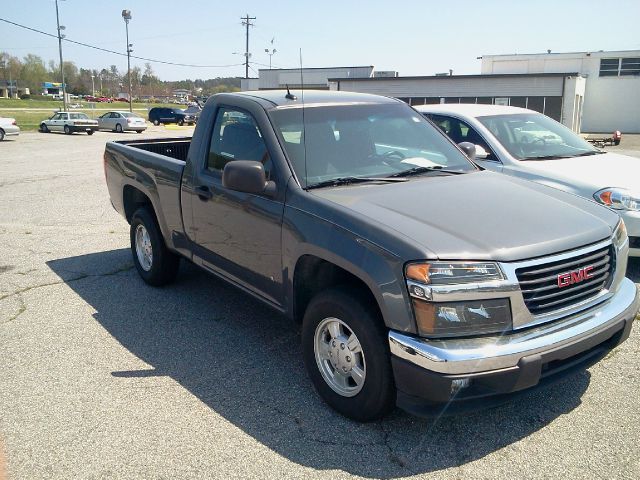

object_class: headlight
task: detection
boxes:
[612,219,628,250]
[594,188,640,211]
[405,261,504,285]
[405,262,511,337]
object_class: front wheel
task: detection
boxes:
[87,130,94,135]
[302,288,395,421]
[130,207,180,286]
[40,123,49,133]
[0,129,4,141]
[177,119,184,126]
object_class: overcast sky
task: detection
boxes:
[2,0,639,80]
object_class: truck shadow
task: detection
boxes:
[47,249,605,478]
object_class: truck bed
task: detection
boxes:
[113,137,192,162]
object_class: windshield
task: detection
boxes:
[477,113,600,160]
[269,103,476,187]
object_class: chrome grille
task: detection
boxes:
[516,245,614,315]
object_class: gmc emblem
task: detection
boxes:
[557,266,594,288]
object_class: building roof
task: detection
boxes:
[329,72,580,82]
[413,103,533,117]
[235,89,400,107]
[480,49,640,59]
[258,65,374,72]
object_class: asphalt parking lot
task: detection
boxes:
[1,129,639,479]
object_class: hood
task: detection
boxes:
[519,152,640,194]
[311,171,619,262]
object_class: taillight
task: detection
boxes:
[613,130,622,139]
[12,120,17,126]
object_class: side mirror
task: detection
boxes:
[474,145,489,159]
[222,160,276,197]
[458,142,476,161]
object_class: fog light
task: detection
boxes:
[451,378,471,394]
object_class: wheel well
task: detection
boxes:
[123,185,153,224]
[293,255,380,323]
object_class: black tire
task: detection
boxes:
[302,288,395,421]
[130,207,180,286]
[64,124,71,135]
[136,130,143,133]
[87,130,94,135]
[153,119,160,126]
[177,119,184,126]
[115,123,123,133]
[40,123,49,133]
[0,129,4,141]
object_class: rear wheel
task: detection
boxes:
[115,123,123,133]
[302,288,395,421]
[87,130,94,135]
[0,129,4,141]
[40,123,49,133]
[64,125,71,135]
[130,207,180,286]
[153,119,160,126]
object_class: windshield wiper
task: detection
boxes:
[306,176,407,190]
[523,151,603,161]
[386,166,467,178]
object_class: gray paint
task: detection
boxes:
[104,90,620,335]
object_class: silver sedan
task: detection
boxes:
[97,111,147,133]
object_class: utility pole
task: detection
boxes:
[241,14,255,79]
[55,0,67,111]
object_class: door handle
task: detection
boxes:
[195,185,213,200]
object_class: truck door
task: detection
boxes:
[189,106,285,306]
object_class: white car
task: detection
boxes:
[415,104,640,257]
[0,117,20,141]
[97,111,147,133]
[39,112,99,135]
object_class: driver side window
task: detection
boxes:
[430,114,498,161]
[207,107,272,178]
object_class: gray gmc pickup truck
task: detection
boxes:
[104,90,639,421]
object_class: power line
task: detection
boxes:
[0,17,244,69]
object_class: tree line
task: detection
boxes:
[0,52,241,98]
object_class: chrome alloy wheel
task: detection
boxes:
[314,317,366,397]
[135,224,153,272]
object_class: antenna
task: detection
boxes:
[285,84,296,100]
[299,48,308,188]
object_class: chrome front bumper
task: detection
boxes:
[390,278,639,375]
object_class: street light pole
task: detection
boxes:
[55,0,67,111]
[265,48,276,69]
[122,9,133,113]
[91,74,95,97]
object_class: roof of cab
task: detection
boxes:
[234,89,401,108]
[413,103,534,117]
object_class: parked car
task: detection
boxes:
[104,90,639,421]
[416,104,640,257]
[0,117,20,141]
[148,107,196,126]
[39,112,98,135]
[97,111,147,133]
[183,104,202,122]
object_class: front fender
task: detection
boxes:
[282,205,417,334]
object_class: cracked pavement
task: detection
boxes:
[1,129,639,479]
